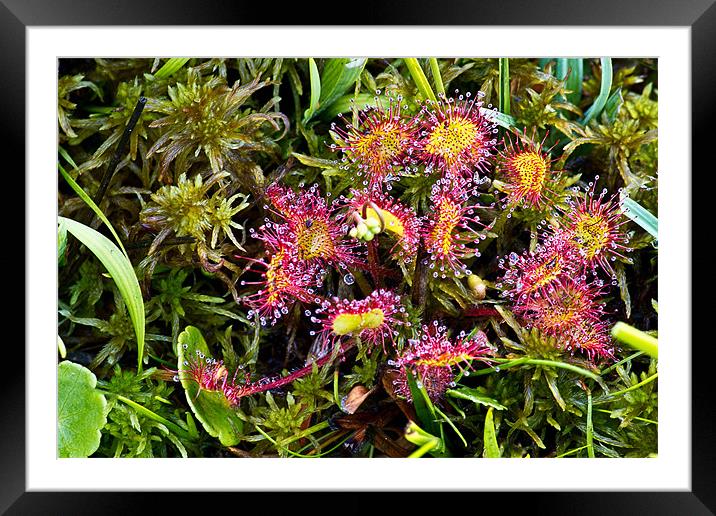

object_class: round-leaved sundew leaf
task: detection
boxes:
[57,361,107,458]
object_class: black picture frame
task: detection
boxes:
[5,0,711,513]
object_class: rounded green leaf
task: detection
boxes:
[58,361,107,458]
[178,326,244,446]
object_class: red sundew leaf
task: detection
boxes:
[177,326,244,447]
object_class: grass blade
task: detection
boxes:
[303,58,321,122]
[58,163,128,258]
[404,58,437,103]
[60,216,145,371]
[154,58,190,79]
[483,407,501,458]
[558,58,583,105]
[581,57,612,125]
[406,369,440,436]
[586,390,595,458]
[429,58,445,96]
[620,195,658,242]
[499,58,510,116]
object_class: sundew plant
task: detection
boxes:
[57,57,658,459]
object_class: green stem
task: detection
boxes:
[600,373,658,400]
[408,440,438,458]
[404,58,437,103]
[595,409,658,425]
[279,420,331,447]
[499,58,510,116]
[586,390,595,458]
[556,445,589,458]
[475,357,601,381]
[429,58,445,96]
[333,367,341,408]
[612,322,658,358]
[599,351,644,375]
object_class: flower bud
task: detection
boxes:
[467,274,486,300]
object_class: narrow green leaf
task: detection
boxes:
[291,152,338,170]
[60,216,145,371]
[600,372,658,400]
[433,404,467,447]
[586,390,595,458]
[303,58,321,122]
[404,58,437,103]
[558,58,583,105]
[406,369,439,436]
[611,322,658,358]
[499,58,510,116]
[604,87,623,122]
[446,387,507,410]
[154,58,190,79]
[481,107,516,129]
[116,395,192,440]
[483,407,501,458]
[429,58,445,96]
[582,57,612,125]
[59,163,128,258]
[57,218,67,266]
[620,195,658,242]
[58,361,107,458]
[57,334,67,359]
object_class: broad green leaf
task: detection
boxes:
[154,58,190,79]
[322,92,390,119]
[446,387,507,410]
[58,361,107,458]
[582,57,612,125]
[404,58,437,103]
[308,58,367,121]
[483,407,501,458]
[178,326,244,446]
[60,216,145,371]
[303,58,321,122]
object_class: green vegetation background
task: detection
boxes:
[57,57,658,458]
